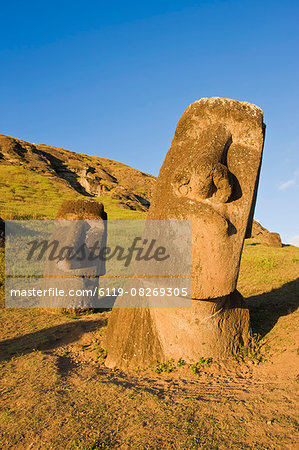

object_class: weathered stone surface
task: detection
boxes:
[247,220,282,248]
[105,97,265,369]
[105,291,250,367]
[79,166,115,196]
[148,97,265,299]
[55,199,107,221]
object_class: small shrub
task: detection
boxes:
[97,347,108,360]
[153,359,176,373]
[177,357,186,367]
[233,334,266,364]
[92,342,107,360]
[190,357,213,374]
[256,257,278,268]
[81,341,107,360]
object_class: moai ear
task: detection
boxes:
[171,168,191,197]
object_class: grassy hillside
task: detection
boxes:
[0,134,155,219]
[0,165,146,220]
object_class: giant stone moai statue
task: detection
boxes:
[105,97,265,369]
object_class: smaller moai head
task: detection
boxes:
[51,200,107,276]
[55,199,107,221]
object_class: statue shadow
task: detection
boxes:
[0,316,106,363]
[1,280,297,366]
[228,172,242,203]
[245,278,299,338]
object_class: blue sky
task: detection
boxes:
[0,0,298,244]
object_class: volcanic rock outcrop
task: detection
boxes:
[248,220,282,247]
[105,97,265,369]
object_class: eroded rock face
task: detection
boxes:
[248,220,282,248]
[105,98,265,369]
[78,166,115,196]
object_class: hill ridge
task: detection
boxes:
[0,133,156,214]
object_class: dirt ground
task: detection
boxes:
[0,243,298,449]
[0,305,297,449]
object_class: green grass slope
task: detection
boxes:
[0,165,146,220]
[0,134,155,216]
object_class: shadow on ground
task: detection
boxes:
[246,278,299,337]
[0,316,106,362]
[0,278,298,363]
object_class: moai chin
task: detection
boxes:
[105,97,265,369]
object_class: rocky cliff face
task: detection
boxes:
[0,134,155,212]
[248,220,282,247]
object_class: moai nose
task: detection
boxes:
[212,162,232,203]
